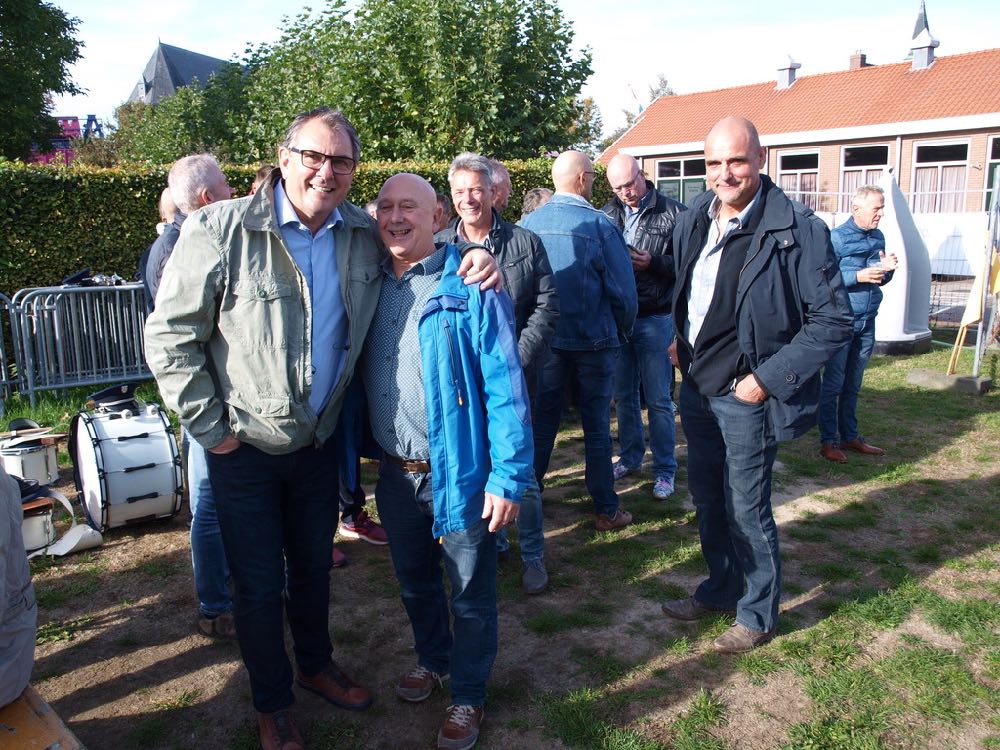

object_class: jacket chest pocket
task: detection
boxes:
[232,276,299,350]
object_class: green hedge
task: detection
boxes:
[0,159,611,296]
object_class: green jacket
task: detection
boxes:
[143,177,383,454]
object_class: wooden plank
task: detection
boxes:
[0,685,85,750]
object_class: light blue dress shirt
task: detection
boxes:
[274,181,348,415]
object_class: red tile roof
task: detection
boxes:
[601,47,1000,162]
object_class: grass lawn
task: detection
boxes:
[18,346,1000,749]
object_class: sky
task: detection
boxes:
[50,0,999,139]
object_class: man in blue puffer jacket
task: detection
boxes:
[819,185,898,463]
[362,173,533,750]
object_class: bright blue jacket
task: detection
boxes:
[521,194,637,350]
[830,217,894,321]
[419,245,535,537]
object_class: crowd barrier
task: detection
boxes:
[2,284,150,412]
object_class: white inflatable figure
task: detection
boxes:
[874,171,933,354]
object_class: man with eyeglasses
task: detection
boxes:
[601,154,686,500]
[145,107,499,750]
[522,150,637,531]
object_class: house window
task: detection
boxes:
[985,137,1000,212]
[778,152,819,209]
[911,141,968,213]
[655,158,707,205]
[841,145,890,211]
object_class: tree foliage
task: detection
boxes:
[599,74,675,153]
[110,0,592,165]
[0,0,83,160]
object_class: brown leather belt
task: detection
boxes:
[386,454,431,473]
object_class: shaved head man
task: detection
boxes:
[601,153,686,501]
[364,172,533,750]
[522,150,638,532]
[663,116,852,654]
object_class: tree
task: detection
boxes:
[569,96,604,157]
[0,0,82,160]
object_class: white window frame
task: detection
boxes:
[910,138,970,213]
[777,149,820,209]
[839,144,891,212]
[984,135,1000,212]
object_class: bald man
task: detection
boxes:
[363,173,533,750]
[522,150,638,531]
[664,117,852,653]
[602,154,686,500]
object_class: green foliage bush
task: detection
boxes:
[0,159,612,296]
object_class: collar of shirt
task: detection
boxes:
[624,186,655,218]
[274,180,343,238]
[457,211,499,252]
[553,192,594,208]
[707,181,763,236]
[380,243,448,279]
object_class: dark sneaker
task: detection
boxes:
[713,623,777,653]
[258,709,305,750]
[595,508,632,531]
[396,665,448,703]
[339,510,389,545]
[437,704,484,750]
[660,596,735,621]
[521,559,549,594]
[295,661,372,711]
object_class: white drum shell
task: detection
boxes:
[74,407,182,531]
[22,508,56,553]
[1,443,59,485]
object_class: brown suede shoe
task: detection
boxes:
[437,704,484,750]
[296,662,372,711]
[259,709,305,750]
[713,623,777,654]
[396,664,448,703]
[595,508,632,531]
[661,596,736,621]
[841,437,885,456]
[820,443,849,463]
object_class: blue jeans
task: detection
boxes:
[614,313,678,480]
[185,429,232,617]
[495,472,544,563]
[374,460,497,706]
[533,346,621,517]
[679,381,781,633]
[207,441,339,713]
[819,317,875,444]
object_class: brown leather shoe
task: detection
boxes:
[713,623,777,654]
[820,443,849,463]
[396,664,448,703]
[661,596,735,621]
[259,709,305,750]
[595,508,632,531]
[296,662,372,711]
[437,704,484,750]
[841,437,885,456]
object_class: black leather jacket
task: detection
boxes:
[602,183,686,316]
[436,211,559,372]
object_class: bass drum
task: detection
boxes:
[70,404,182,531]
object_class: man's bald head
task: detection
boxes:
[376,173,442,275]
[703,116,766,220]
[606,153,648,209]
[552,150,596,199]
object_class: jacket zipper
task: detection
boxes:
[441,317,464,406]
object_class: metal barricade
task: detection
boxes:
[10,284,150,408]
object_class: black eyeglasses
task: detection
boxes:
[611,174,640,193]
[288,147,357,175]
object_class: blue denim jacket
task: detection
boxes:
[522,195,637,350]
[830,218,894,321]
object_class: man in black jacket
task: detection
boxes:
[602,154,685,500]
[662,117,852,653]
[436,152,559,594]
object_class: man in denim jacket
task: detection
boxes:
[819,185,897,462]
[522,150,638,532]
